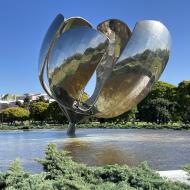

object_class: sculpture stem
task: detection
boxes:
[67,122,76,137]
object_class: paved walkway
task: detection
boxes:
[158,170,190,185]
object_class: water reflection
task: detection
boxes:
[63,140,137,166]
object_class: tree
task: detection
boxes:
[30,102,49,123]
[116,107,138,123]
[0,107,30,124]
[36,96,49,103]
[138,81,177,122]
[23,96,31,109]
[176,80,190,123]
[146,81,176,100]
[46,102,67,124]
[138,98,172,123]
[15,101,23,107]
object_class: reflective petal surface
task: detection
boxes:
[38,14,64,97]
[59,17,92,34]
[97,19,131,59]
[48,26,109,111]
[94,20,171,118]
[82,19,131,110]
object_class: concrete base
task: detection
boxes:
[158,170,190,185]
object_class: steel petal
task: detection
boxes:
[48,26,109,111]
[38,14,64,97]
[94,20,171,118]
[82,19,132,110]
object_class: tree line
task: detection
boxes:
[0,80,190,125]
[0,96,67,125]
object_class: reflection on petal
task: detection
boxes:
[48,27,109,110]
[83,20,132,110]
[97,19,131,59]
[60,17,92,34]
[94,20,171,118]
[38,14,64,97]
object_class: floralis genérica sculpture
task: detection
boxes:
[38,14,171,136]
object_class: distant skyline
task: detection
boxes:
[0,0,190,94]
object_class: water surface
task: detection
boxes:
[0,128,190,172]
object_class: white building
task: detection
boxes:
[0,93,55,111]
[16,95,26,101]
[0,100,17,110]
[26,93,53,102]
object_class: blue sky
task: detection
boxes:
[0,0,189,94]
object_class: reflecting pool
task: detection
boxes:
[0,128,190,173]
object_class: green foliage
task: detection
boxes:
[138,98,173,123]
[5,159,30,188]
[119,107,138,123]
[15,101,23,108]
[81,92,89,102]
[30,101,49,122]
[22,97,31,109]
[37,96,47,103]
[0,122,190,130]
[138,81,178,123]
[1,80,190,126]
[0,107,30,123]
[147,81,176,100]
[176,80,190,122]
[77,122,190,130]
[46,102,67,124]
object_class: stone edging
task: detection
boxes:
[158,170,190,184]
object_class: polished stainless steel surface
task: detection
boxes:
[83,19,131,110]
[94,20,171,118]
[97,19,131,59]
[48,26,109,110]
[39,14,64,98]
[39,15,96,125]
[38,15,171,135]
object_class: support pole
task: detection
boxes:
[67,122,76,137]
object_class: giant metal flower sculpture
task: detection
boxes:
[38,14,171,136]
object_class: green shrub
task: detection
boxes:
[0,107,30,124]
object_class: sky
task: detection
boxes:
[0,0,189,94]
